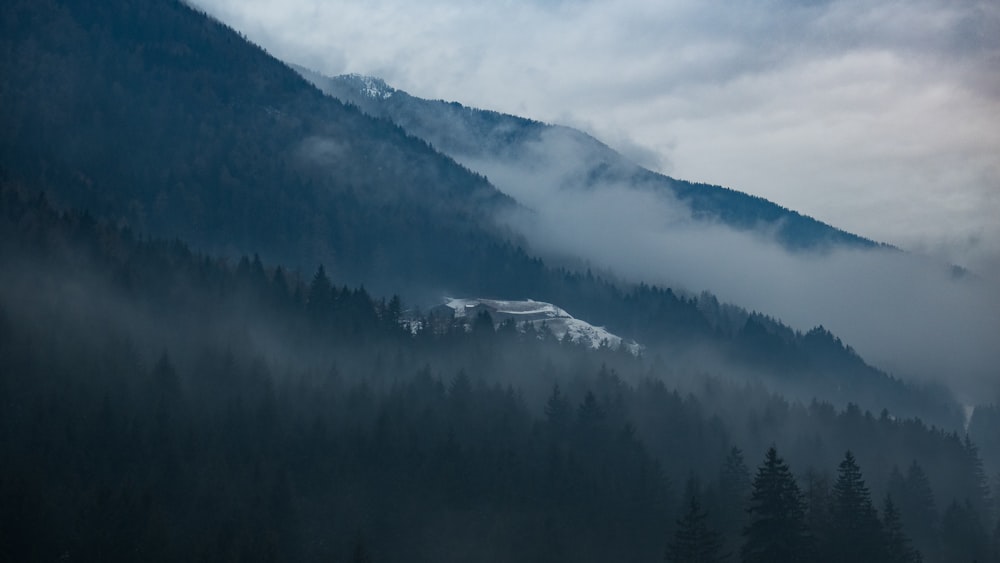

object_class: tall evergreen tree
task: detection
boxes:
[963,435,994,525]
[666,479,725,563]
[899,461,939,557]
[544,383,571,436]
[940,499,990,563]
[717,447,752,554]
[577,391,604,430]
[741,447,809,563]
[827,451,885,562]
[307,264,332,322]
[882,495,921,563]
[803,469,832,563]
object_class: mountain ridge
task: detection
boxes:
[300,69,888,253]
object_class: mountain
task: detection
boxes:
[301,70,1000,408]
[0,0,963,426]
[298,70,884,253]
[0,0,520,297]
[2,2,995,560]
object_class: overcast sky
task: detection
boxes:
[193,0,1000,277]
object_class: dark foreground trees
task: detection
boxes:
[740,449,929,563]
[0,186,995,562]
[742,447,810,563]
[826,451,887,561]
[666,481,725,563]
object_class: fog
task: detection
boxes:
[458,128,1000,404]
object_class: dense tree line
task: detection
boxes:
[2,186,998,562]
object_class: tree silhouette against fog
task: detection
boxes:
[742,447,809,563]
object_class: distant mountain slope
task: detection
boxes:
[0,0,520,295]
[302,70,883,252]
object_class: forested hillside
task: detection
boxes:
[1,185,997,562]
[0,0,514,294]
[0,0,954,425]
[2,0,997,561]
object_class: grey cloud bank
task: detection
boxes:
[468,131,1000,402]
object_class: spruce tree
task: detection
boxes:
[882,495,921,563]
[828,451,885,563]
[667,480,725,563]
[963,435,993,524]
[307,264,332,322]
[544,383,571,436]
[940,499,990,563]
[741,447,809,563]
[718,447,752,555]
[900,461,939,556]
[803,470,832,563]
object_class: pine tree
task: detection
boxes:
[940,499,990,563]
[544,383,571,436]
[577,390,604,428]
[717,447,751,554]
[963,435,993,525]
[900,460,939,556]
[882,495,921,563]
[307,264,332,322]
[271,265,289,304]
[828,451,885,563]
[741,447,809,563]
[803,469,832,563]
[666,480,725,563]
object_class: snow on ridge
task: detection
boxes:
[443,297,641,354]
[344,73,394,100]
[446,298,563,318]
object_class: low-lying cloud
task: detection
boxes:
[459,129,1000,404]
[190,0,999,400]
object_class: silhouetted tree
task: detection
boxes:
[803,470,832,563]
[742,447,809,563]
[895,461,939,557]
[882,495,921,563]
[828,451,885,562]
[717,446,751,554]
[666,480,725,563]
[963,435,994,524]
[940,499,990,563]
[307,264,332,322]
[544,383,571,436]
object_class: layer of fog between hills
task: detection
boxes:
[288,66,997,404]
[396,113,999,404]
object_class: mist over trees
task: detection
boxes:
[2,0,999,561]
[2,185,998,561]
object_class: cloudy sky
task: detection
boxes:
[193,0,1000,276]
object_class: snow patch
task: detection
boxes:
[443,297,641,354]
[345,73,394,100]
